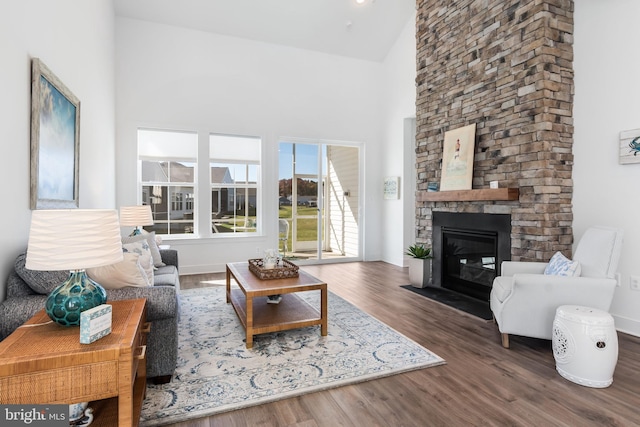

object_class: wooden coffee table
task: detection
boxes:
[226,262,328,348]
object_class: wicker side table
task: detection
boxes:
[0,299,148,427]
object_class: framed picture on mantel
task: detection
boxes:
[439,123,476,191]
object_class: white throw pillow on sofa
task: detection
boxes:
[143,230,165,267]
[122,235,155,285]
[87,253,151,289]
[123,232,165,268]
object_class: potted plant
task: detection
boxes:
[406,243,433,288]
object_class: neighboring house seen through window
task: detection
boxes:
[210,134,261,234]
[137,129,261,238]
[138,129,197,236]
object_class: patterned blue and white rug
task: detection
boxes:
[140,285,445,426]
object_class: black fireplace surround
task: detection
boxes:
[432,212,511,301]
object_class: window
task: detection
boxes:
[210,134,261,234]
[138,129,197,236]
[137,129,261,238]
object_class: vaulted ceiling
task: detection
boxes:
[114,0,415,62]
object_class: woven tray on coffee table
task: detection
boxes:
[248,258,299,280]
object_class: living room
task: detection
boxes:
[3,0,638,334]
[1,0,640,424]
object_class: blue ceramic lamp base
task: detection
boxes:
[45,270,107,326]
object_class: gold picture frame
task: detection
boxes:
[439,124,476,191]
[30,58,80,209]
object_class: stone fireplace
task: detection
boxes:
[433,212,511,301]
[414,0,576,263]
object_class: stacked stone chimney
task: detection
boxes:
[415,0,575,261]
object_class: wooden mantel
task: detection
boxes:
[417,188,519,202]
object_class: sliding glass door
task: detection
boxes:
[278,140,360,262]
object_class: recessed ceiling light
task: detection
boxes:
[355,0,366,4]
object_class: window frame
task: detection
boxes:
[209,133,262,237]
[139,161,198,237]
[138,128,198,238]
[136,128,263,240]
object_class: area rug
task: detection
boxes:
[401,284,493,321]
[140,286,445,426]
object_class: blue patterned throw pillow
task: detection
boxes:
[544,251,581,276]
[122,235,154,285]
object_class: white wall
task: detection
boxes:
[115,18,385,274]
[0,0,116,301]
[574,0,640,336]
[380,14,417,266]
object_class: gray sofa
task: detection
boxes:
[0,249,180,383]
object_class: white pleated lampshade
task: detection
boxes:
[26,209,124,271]
[119,205,154,227]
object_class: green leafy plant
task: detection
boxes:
[405,243,433,259]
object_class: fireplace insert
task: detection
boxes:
[433,212,511,301]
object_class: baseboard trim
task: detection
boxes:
[180,264,226,275]
[612,314,640,338]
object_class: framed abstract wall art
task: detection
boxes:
[439,123,476,191]
[30,58,80,209]
[619,128,640,165]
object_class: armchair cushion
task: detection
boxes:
[544,252,581,277]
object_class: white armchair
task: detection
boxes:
[490,226,623,348]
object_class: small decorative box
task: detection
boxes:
[80,304,112,344]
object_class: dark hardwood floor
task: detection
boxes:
[172,262,640,427]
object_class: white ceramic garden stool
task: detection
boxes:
[552,305,618,388]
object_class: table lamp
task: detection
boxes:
[26,209,123,326]
[119,205,154,236]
